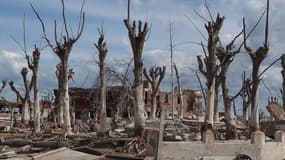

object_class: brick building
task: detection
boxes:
[144,81,203,118]
[54,82,203,121]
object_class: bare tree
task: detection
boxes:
[123,0,149,136]
[243,0,269,132]
[94,27,108,134]
[215,30,243,139]
[31,0,85,135]
[26,46,41,134]
[197,14,224,127]
[143,65,166,120]
[107,59,135,122]
[9,68,32,124]
[12,14,42,133]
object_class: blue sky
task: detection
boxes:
[0,0,285,114]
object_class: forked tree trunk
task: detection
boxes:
[9,68,32,124]
[243,0,269,131]
[123,0,149,136]
[197,14,224,128]
[143,66,166,120]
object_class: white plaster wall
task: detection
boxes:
[160,141,285,160]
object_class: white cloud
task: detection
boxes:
[0,50,26,78]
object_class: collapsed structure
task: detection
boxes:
[53,81,203,122]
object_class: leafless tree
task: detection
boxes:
[31,0,85,135]
[11,15,42,132]
[26,46,41,134]
[123,0,149,136]
[243,0,269,132]
[107,59,135,122]
[197,14,224,127]
[94,27,108,134]
[143,65,166,120]
[215,30,243,139]
[9,68,32,124]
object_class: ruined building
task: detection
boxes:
[144,81,203,119]
[54,82,203,121]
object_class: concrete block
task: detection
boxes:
[145,128,159,157]
[274,130,285,142]
[251,130,265,145]
[203,129,215,143]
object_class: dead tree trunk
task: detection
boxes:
[173,63,183,119]
[240,73,251,125]
[281,54,285,110]
[55,64,64,128]
[26,46,41,134]
[94,28,108,134]
[243,0,269,132]
[197,14,224,127]
[31,0,85,135]
[123,0,149,137]
[61,60,71,134]
[143,66,166,120]
[0,81,6,94]
[9,68,32,124]
[215,29,243,139]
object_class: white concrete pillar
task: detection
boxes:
[274,130,285,142]
[251,130,265,145]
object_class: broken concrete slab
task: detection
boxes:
[30,147,104,160]
[201,156,235,160]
